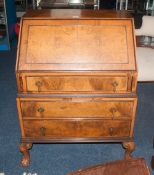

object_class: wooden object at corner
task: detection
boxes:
[16,9,138,166]
[66,158,150,175]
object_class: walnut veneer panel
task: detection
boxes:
[23,119,131,138]
[17,72,137,94]
[27,76,129,94]
[20,97,136,119]
[17,18,136,71]
[27,75,128,92]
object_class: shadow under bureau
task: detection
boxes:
[16,9,138,166]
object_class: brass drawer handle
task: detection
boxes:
[37,107,45,113]
[109,127,113,136]
[112,81,118,92]
[110,107,117,119]
[40,127,46,136]
[35,81,42,92]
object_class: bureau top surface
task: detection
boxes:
[16,10,137,72]
[22,9,131,19]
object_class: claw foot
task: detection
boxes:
[19,143,32,167]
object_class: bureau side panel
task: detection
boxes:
[16,98,25,137]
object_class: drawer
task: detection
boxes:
[20,98,136,119]
[26,76,128,93]
[17,72,134,93]
[23,119,131,138]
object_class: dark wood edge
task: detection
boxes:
[21,137,133,143]
[17,93,137,98]
[22,9,132,19]
[67,158,149,175]
[23,117,132,120]
[16,18,23,72]
[16,69,137,72]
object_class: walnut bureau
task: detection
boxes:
[16,10,138,166]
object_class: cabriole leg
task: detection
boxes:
[122,141,135,160]
[19,143,33,167]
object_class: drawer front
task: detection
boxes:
[25,75,129,93]
[20,98,135,119]
[23,119,131,138]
